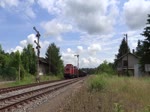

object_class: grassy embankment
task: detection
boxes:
[63,74,150,112]
[0,74,63,88]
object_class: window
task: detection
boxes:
[123,60,128,67]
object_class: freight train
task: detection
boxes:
[64,64,87,78]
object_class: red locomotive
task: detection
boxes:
[64,64,87,78]
[64,64,79,78]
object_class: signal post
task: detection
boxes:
[33,27,41,82]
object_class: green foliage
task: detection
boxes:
[135,40,143,57]
[88,75,106,91]
[113,103,124,112]
[143,105,150,112]
[80,68,96,74]
[96,60,115,75]
[10,74,35,86]
[139,14,150,72]
[45,43,64,76]
[114,37,130,67]
[0,46,17,80]
[0,53,10,68]
[21,44,36,74]
[9,51,26,80]
[117,38,130,59]
[0,44,3,54]
[0,67,17,80]
[7,74,63,87]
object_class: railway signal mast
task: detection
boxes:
[74,54,79,69]
[33,26,41,82]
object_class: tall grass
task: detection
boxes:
[1,74,63,88]
[89,74,150,111]
[62,74,150,112]
[88,74,106,91]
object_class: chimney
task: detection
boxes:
[132,49,135,54]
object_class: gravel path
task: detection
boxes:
[28,79,85,112]
[0,79,72,99]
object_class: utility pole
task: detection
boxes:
[33,26,41,82]
[124,34,128,76]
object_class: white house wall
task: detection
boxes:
[122,54,139,69]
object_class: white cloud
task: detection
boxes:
[38,0,119,34]
[125,30,144,50]
[67,48,72,53]
[61,46,102,68]
[61,48,76,65]
[88,44,101,55]
[62,0,119,34]
[123,0,150,29]
[20,40,27,47]
[37,0,61,14]
[62,51,101,68]
[10,46,23,53]
[20,34,36,47]
[0,0,19,8]
[0,0,36,19]
[77,46,83,53]
[25,7,36,19]
[41,19,72,40]
[10,34,50,57]
[80,57,101,68]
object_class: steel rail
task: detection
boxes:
[0,79,64,94]
[0,78,81,111]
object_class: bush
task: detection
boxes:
[0,67,17,80]
[113,103,124,112]
[143,105,150,112]
[88,75,106,91]
[96,60,116,75]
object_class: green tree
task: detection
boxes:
[135,40,143,57]
[117,38,130,59]
[140,14,150,72]
[21,44,36,74]
[45,43,64,75]
[0,46,17,80]
[0,52,10,68]
[97,60,115,75]
[0,44,3,54]
[0,45,7,68]
[12,51,25,80]
[114,37,130,66]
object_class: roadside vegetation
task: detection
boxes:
[0,74,62,88]
[0,42,64,87]
[62,60,150,112]
[63,74,150,112]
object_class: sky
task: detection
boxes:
[0,0,150,68]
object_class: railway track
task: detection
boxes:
[0,79,63,95]
[0,78,83,112]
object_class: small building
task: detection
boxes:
[39,57,49,75]
[116,52,139,76]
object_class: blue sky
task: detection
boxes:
[0,0,150,68]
